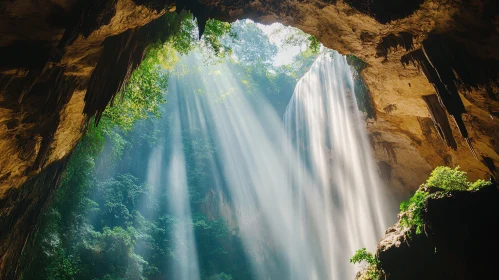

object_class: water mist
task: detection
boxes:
[283,52,393,279]
[145,51,393,279]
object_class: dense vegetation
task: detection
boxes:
[21,17,320,280]
[101,12,233,131]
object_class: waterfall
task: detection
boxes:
[283,52,392,279]
[144,52,392,279]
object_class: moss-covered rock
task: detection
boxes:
[371,184,499,280]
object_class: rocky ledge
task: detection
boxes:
[363,184,499,279]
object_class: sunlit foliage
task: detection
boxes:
[350,248,382,280]
[399,166,492,235]
[399,190,427,234]
[22,13,239,280]
[200,19,235,61]
[276,26,321,54]
[228,20,278,66]
[102,12,234,131]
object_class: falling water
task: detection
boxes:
[145,51,393,279]
[283,52,393,279]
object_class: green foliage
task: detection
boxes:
[44,250,81,280]
[24,100,245,280]
[307,35,321,53]
[399,190,428,234]
[102,56,169,131]
[24,19,315,280]
[425,166,469,190]
[103,12,234,131]
[469,179,492,190]
[229,20,278,67]
[425,166,492,191]
[350,248,382,280]
[398,166,493,235]
[350,248,378,266]
[200,19,235,60]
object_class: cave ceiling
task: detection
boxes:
[0,0,498,278]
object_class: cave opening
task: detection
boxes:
[1,1,499,280]
[15,17,396,280]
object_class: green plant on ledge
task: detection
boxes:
[399,189,427,234]
[350,248,382,280]
[399,166,492,234]
[351,166,493,279]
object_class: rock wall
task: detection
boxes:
[372,185,499,279]
[0,1,166,278]
[0,0,498,278]
[202,0,499,197]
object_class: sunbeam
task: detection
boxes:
[138,50,394,279]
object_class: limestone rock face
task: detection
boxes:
[0,1,165,278]
[202,0,499,197]
[0,0,498,278]
[0,0,165,196]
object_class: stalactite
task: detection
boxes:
[84,28,148,125]
[401,49,467,138]
[58,0,119,49]
[482,156,497,179]
[401,35,499,147]
[22,68,81,171]
[399,34,496,158]
[84,11,195,124]
[422,94,457,150]
[376,32,414,60]
[62,2,221,125]
[174,0,211,38]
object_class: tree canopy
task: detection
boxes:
[21,18,323,280]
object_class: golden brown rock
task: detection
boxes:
[0,0,498,278]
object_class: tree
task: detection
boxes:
[228,20,278,67]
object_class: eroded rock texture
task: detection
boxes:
[210,0,499,197]
[0,0,498,278]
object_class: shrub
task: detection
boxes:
[469,179,492,190]
[352,166,494,279]
[399,166,493,234]
[425,166,469,190]
[399,190,428,234]
[350,248,382,280]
